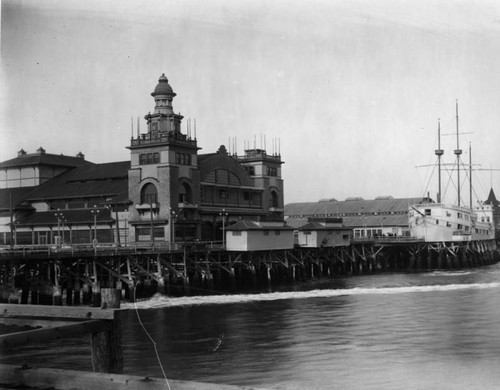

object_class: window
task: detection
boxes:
[246,166,255,175]
[179,183,192,203]
[270,191,279,208]
[457,224,463,230]
[447,222,452,227]
[243,191,250,201]
[275,230,281,236]
[139,153,160,165]
[425,209,431,216]
[263,230,269,236]
[457,212,462,219]
[232,231,242,236]
[436,219,439,225]
[140,183,158,204]
[267,166,278,176]
[175,153,191,165]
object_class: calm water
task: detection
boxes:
[3,264,500,389]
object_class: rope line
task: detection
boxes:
[133,282,172,390]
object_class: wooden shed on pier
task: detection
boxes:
[225,220,294,251]
[296,217,350,247]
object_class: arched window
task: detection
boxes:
[179,183,192,203]
[141,183,158,204]
[270,191,279,208]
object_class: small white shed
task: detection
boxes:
[297,218,351,247]
[225,220,294,251]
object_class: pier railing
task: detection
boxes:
[0,240,224,258]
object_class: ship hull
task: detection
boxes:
[409,203,496,244]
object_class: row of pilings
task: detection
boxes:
[1,241,499,306]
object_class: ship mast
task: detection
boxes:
[435,118,444,203]
[469,142,472,210]
[454,100,462,206]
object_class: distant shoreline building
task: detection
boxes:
[0,74,284,246]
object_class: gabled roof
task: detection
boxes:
[0,187,38,210]
[25,161,130,203]
[285,197,428,217]
[298,222,349,231]
[226,220,294,231]
[287,213,409,228]
[0,152,93,169]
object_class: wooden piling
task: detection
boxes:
[90,311,123,374]
[101,288,120,309]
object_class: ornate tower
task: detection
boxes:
[237,148,285,220]
[127,74,201,244]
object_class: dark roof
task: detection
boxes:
[198,146,252,186]
[25,161,130,203]
[0,187,38,210]
[287,213,409,228]
[485,188,499,206]
[298,222,349,231]
[14,208,114,227]
[0,152,93,169]
[226,220,293,231]
[285,197,428,217]
[151,73,175,97]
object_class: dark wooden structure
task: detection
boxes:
[0,304,123,373]
[0,238,498,305]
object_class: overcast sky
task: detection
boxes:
[1,0,500,204]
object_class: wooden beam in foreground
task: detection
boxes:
[0,304,124,374]
[0,303,119,320]
[0,364,266,390]
[0,319,109,350]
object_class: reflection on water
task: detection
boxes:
[3,264,500,389]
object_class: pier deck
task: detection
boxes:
[0,239,498,306]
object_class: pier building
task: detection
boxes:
[225,220,294,251]
[296,217,351,247]
[0,74,284,247]
[285,196,430,238]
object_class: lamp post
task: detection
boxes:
[219,208,228,249]
[150,202,156,248]
[105,198,121,247]
[90,205,99,255]
[54,209,64,248]
[169,208,177,246]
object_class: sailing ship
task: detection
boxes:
[408,103,496,244]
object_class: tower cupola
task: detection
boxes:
[151,73,176,115]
